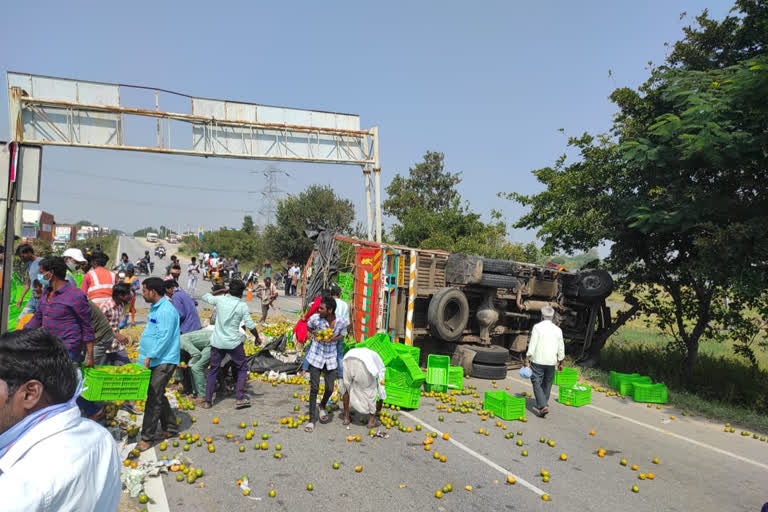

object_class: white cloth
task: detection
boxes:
[335,298,350,323]
[342,358,379,414]
[0,406,121,512]
[290,265,300,277]
[343,347,386,400]
[526,319,565,366]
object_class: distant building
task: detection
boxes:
[22,209,54,242]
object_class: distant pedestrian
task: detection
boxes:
[15,244,42,309]
[199,280,260,410]
[259,277,278,322]
[290,263,300,296]
[525,305,564,418]
[0,329,122,512]
[136,277,180,452]
[284,262,293,296]
[187,257,201,295]
[304,296,349,433]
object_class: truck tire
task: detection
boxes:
[428,288,470,342]
[470,345,509,365]
[578,270,613,300]
[471,362,508,380]
[477,273,520,289]
[481,258,518,275]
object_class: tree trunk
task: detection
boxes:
[683,340,699,379]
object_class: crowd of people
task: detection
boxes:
[0,242,429,510]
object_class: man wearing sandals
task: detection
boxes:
[136,277,181,451]
[199,280,260,410]
[304,296,349,432]
[340,346,386,428]
[524,306,565,418]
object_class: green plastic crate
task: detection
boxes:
[558,385,592,407]
[632,382,668,404]
[553,367,578,387]
[81,363,151,401]
[396,355,425,387]
[484,390,526,420]
[343,341,358,354]
[361,333,397,365]
[609,371,639,390]
[448,366,464,390]
[392,343,421,365]
[384,384,421,409]
[385,364,409,388]
[618,375,652,396]
[425,354,450,393]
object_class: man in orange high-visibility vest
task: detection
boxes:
[80,251,115,306]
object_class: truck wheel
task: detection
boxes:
[477,273,520,289]
[470,345,509,365]
[481,258,518,275]
[578,270,613,300]
[428,288,470,342]
[471,362,508,380]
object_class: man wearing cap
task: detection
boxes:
[62,248,87,287]
[524,305,565,418]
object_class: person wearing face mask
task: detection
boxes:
[62,248,87,286]
[23,257,101,419]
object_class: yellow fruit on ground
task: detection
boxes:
[560,453,568,461]
[213,417,219,424]
[424,445,431,451]
[440,455,447,463]
[632,485,640,493]
[355,465,363,472]
[507,475,516,484]
[465,485,473,491]
[138,494,149,504]
[542,494,551,501]
[442,433,450,440]
[542,475,550,483]
[638,473,646,480]
[243,489,250,496]
[631,464,638,471]
[208,444,215,453]
[268,490,276,498]
[652,457,659,464]
[435,490,443,499]
[647,472,655,480]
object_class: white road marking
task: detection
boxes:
[140,447,171,512]
[399,410,547,497]
[507,376,768,471]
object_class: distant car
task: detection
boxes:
[52,240,67,254]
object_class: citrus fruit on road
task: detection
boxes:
[435,490,443,499]
[521,450,528,456]
[239,446,245,452]
[542,494,551,501]
[442,433,450,440]
[332,462,340,469]
[507,475,516,484]
[212,417,219,424]
[268,490,276,498]
[355,465,363,472]
[632,485,640,493]
[207,444,215,453]
[262,433,269,440]
[560,453,568,461]
[138,494,149,504]
[275,444,282,451]
[261,442,268,450]
[306,484,314,491]
[620,459,628,466]
[516,439,524,446]
[652,457,659,464]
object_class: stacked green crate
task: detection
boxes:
[358,333,424,409]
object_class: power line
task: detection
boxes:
[46,167,247,193]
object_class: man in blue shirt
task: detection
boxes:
[164,280,201,334]
[136,277,180,452]
[15,244,42,309]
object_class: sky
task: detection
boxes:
[1,0,734,244]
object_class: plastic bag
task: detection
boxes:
[519,366,532,379]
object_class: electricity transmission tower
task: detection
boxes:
[258,167,290,226]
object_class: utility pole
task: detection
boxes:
[257,166,289,227]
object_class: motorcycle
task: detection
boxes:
[135,259,154,276]
[243,269,260,286]
[155,247,166,259]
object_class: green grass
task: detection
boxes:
[570,324,768,433]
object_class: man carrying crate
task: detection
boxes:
[136,277,181,452]
[524,306,565,418]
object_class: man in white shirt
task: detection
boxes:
[0,328,121,512]
[340,347,386,428]
[524,306,565,418]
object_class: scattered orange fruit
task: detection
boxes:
[213,417,220,424]
[589,429,596,436]
[507,474,516,484]
[442,433,450,440]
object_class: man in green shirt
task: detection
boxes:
[181,328,213,400]
[200,280,259,409]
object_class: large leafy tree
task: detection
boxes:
[264,185,355,263]
[385,151,535,261]
[506,1,768,376]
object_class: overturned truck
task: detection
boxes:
[334,238,614,378]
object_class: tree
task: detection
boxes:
[383,151,461,220]
[506,2,768,377]
[263,185,356,263]
[133,226,158,237]
[385,151,536,261]
[242,215,256,235]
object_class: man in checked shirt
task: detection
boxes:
[24,256,101,419]
[304,296,349,433]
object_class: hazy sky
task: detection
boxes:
[1,1,732,241]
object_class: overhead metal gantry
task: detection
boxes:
[2,72,382,331]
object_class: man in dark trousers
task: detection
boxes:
[136,277,180,451]
[524,305,565,418]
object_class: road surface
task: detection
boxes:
[115,238,768,512]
